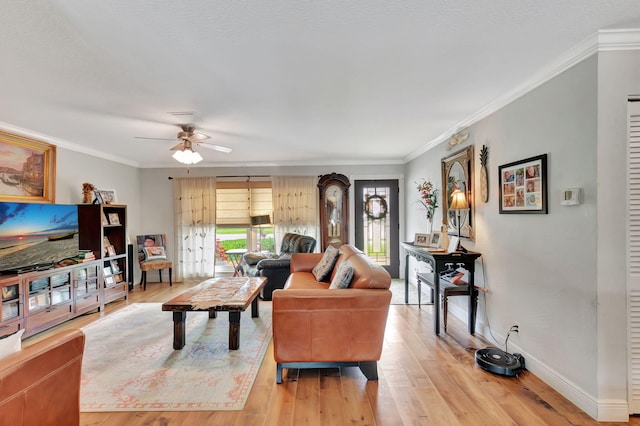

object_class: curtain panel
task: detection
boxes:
[271,176,319,250]
[173,177,216,280]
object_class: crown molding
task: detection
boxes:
[0,121,141,168]
[405,29,640,163]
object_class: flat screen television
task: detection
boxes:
[0,202,79,273]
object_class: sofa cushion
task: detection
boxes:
[329,262,354,289]
[312,245,339,282]
[0,329,24,359]
[285,272,331,290]
[143,246,167,260]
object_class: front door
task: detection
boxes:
[354,180,399,278]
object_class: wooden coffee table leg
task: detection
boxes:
[172,311,187,350]
[229,311,241,350]
[251,296,259,318]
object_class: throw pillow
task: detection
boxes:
[329,262,354,289]
[312,245,339,282]
[143,246,167,261]
[0,328,25,359]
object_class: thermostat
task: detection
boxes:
[561,188,581,206]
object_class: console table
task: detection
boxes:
[401,242,481,335]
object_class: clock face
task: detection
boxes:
[480,165,488,202]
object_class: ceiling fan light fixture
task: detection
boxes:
[172,148,203,165]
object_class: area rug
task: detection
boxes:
[390,278,432,305]
[80,302,272,411]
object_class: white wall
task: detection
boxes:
[138,164,405,281]
[405,49,640,421]
[406,55,602,412]
[56,147,141,236]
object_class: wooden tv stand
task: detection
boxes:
[0,260,107,338]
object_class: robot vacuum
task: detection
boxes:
[475,347,525,377]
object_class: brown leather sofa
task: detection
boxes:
[0,329,85,426]
[272,244,392,383]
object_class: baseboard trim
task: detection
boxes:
[458,310,630,422]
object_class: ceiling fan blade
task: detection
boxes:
[134,136,176,141]
[188,132,211,141]
[169,142,186,151]
[198,142,232,153]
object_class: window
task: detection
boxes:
[215,179,273,254]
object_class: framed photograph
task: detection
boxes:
[136,233,168,261]
[108,213,120,225]
[110,260,121,274]
[97,189,117,204]
[106,245,116,257]
[0,130,56,203]
[103,266,112,276]
[101,211,109,226]
[93,190,104,204]
[105,275,115,285]
[447,236,460,253]
[113,273,123,283]
[414,233,430,247]
[143,246,167,260]
[499,154,548,214]
[428,232,441,248]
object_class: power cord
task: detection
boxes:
[479,257,516,349]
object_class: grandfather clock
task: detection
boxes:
[318,173,350,250]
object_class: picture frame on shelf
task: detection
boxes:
[414,233,430,247]
[113,273,123,283]
[0,130,56,203]
[93,190,104,204]
[498,154,548,214]
[103,266,112,276]
[447,236,460,253]
[101,211,109,226]
[428,232,441,248]
[97,189,117,204]
[107,213,120,225]
[110,260,121,274]
[106,245,116,257]
[105,275,115,285]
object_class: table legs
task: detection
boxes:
[172,311,186,350]
[172,300,261,351]
[229,311,240,350]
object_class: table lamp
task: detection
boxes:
[449,189,469,251]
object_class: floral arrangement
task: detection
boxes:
[416,179,439,221]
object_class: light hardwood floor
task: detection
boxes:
[27,278,640,425]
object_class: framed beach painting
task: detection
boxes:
[0,130,56,203]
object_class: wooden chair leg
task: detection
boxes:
[142,271,147,291]
[159,270,162,283]
[443,295,448,332]
[169,268,172,286]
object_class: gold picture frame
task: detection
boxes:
[0,130,56,203]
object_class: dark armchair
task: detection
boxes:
[242,233,316,300]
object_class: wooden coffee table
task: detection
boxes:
[161,276,266,350]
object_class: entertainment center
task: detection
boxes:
[0,203,128,338]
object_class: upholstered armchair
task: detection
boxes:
[242,233,316,300]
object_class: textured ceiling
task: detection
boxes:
[0,1,639,168]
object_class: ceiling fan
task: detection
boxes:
[135,124,232,164]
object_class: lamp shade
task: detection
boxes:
[449,189,469,210]
[250,214,271,226]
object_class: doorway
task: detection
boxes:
[354,180,399,278]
